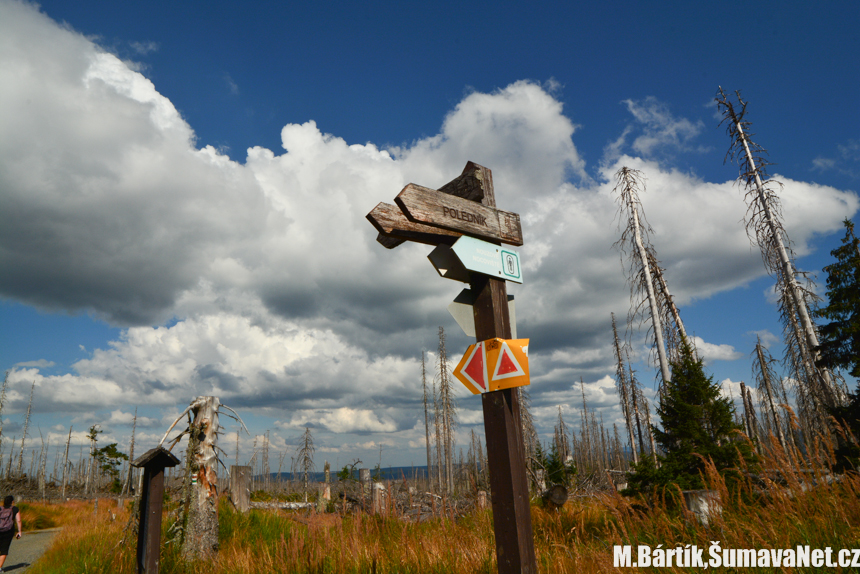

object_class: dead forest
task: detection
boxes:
[1,90,857,553]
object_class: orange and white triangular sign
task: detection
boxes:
[485,338,530,391]
[453,341,489,394]
[454,338,530,394]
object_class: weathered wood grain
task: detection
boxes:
[367,202,461,248]
[376,233,405,249]
[439,161,496,206]
[394,184,523,246]
[439,167,487,202]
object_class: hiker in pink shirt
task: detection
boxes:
[0,495,22,573]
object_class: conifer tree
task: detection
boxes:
[815,219,860,469]
[815,219,860,378]
[626,340,755,493]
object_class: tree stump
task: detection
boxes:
[181,397,221,562]
[682,489,721,527]
[541,484,568,509]
[371,482,386,515]
[477,490,489,510]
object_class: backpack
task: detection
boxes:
[0,508,13,532]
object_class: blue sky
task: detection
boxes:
[1,0,858,471]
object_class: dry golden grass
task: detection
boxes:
[25,443,860,573]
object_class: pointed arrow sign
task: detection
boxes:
[366,202,461,248]
[428,236,523,283]
[453,341,489,394]
[447,289,517,339]
[395,184,523,246]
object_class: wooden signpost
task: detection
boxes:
[132,447,180,574]
[367,162,536,573]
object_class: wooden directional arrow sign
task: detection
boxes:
[453,338,530,394]
[395,184,523,246]
[366,202,461,248]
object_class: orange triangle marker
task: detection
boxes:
[464,345,487,390]
[497,348,518,376]
[453,342,489,394]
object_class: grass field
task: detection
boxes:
[22,447,860,573]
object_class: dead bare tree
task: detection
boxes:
[752,338,790,451]
[437,326,456,494]
[518,387,539,489]
[296,426,315,502]
[160,396,247,562]
[432,370,443,493]
[612,313,639,464]
[717,88,840,417]
[17,381,35,479]
[61,426,72,499]
[421,351,433,492]
[122,408,138,496]
[37,430,47,498]
[0,372,8,458]
[646,250,690,362]
[263,430,271,492]
[613,167,672,387]
[553,407,571,463]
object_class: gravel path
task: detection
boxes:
[1,528,60,572]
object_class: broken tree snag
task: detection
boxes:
[181,396,221,562]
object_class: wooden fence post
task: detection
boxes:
[132,447,180,574]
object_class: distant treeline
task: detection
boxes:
[257,466,430,483]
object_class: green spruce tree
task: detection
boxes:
[815,219,860,470]
[815,219,860,377]
[626,340,755,494]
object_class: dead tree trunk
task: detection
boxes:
[432,376,443,494]
[17,381,35,478]
[717,87,837,410]
[123,408,138,496]
[421,352,433,492]
[754,339,789,450]
[160,396,246,562]
[183,397,219,561]
[61,426,72,499]
[612,313,638,464]
[438,326,456,494]
[613,168,672,387]
[37,433,47,499]
[163,397,221,561]
[0,373,8,459]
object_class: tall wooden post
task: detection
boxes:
[469,214,536,573]
[132,447,180,574]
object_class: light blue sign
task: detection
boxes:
[451,236,523,283]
